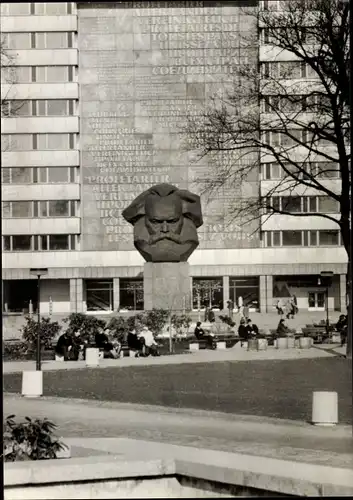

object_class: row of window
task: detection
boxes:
[261,62,317,80]
[262,129,333,148]
[1,2,74,16]
[1,66,75,84]
[1,167,77,184]
[261,94,331,114]
[2,32,74,50]
[3,234,77,252]
[2,200,78,218]
[261,27,317,45]
[264,196,339,214]
[263,230,342,247]
[261,162,340,180]
[3,100,76,118]
[2,134,76,151]
[261,0,347,11]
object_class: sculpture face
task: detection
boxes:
[122,183,203,262]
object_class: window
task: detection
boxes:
[192,278,223,310]
[319,230,339,246]
[49,200,69,217]
[279,62,304,79]
[7,33,31,49]
[273,231,281,246]
[49,235,69,250]
[86,280,114,312]
[310,230,317,246]
[36,134,72,150]
[8,3,31,15]
[229,277,259,310]
[1,167,32,184]
[46,100,72,116]
[3,236,11,251]
[48,167,69,183]
[35,32,71,49]
[281,129,302,147]
[120,279,144,310]
[318,197,339,213]
[281,196,302,213]
[12,201,32,218]
[33,66,74,83]
[3,134,33,151]
[282,231,302,246]
[317,162,340,178]
[45,2,71,14]
[12,235,32,251]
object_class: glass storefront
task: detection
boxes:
[119,279,144,311]
[85,279,113,312]
[192,278,223,310]
[229,277,260,311]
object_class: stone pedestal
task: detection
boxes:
[144,262,191,311]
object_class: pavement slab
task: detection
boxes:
[4,393,353,470]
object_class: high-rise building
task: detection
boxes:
[1,1,348,333]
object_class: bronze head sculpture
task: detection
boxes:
[122,183,203,262]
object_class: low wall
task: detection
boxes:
[5,447,353,499]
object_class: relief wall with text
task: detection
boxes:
[78,1,260,251]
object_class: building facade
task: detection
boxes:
[1,1,348,321]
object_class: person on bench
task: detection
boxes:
[140,326,160,357]
[70,329,84,361]
[55,330,73,361]
[194,321,216,349]
[127,328,145,357]
[276,318,289,336]
[95,327,119,359]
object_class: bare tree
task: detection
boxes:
[1,36,23,120]
[185,0,351,358]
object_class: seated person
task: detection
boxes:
[238,318,248,341]
[127,329,145,356]
[194,321,216,349]
[139,326,160,357]
[95,328,119,359]
[55,330,73,361]
[276,318,289,336]
[70,329,84,361]
[245,318,259,338]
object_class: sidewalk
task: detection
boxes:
[3,344,343,374]
[4,393,353,470]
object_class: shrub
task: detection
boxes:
[3,341,27,360]
[20,316,61,351]
[219,315,236,328]
[171,314,192,334]
[63,313,106,345]
[126,313,145,334]
[144,308,169,336]
[4,415,68,462]
[106,316,128,341]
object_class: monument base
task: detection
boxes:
[144,262,191,312]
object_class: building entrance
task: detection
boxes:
[308,291,325,311]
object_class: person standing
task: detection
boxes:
[140,326,159,356]
[276,299,284,315]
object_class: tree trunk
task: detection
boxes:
[340,222,351,359]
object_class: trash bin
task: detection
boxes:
[276,337,288,349]
[248,338,257,351]
[257,338,268,351]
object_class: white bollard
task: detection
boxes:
[217,341,227,350]
[85,347,100,367]
[312,391,338,426]
[189,343,199,351]
[299,337,311,349]
[257,338,268,351]
[55,354,64,362]
[276,337,288,349]
[287,337,295,349]
[22,371,43,398]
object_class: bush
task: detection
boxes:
[63,313,106,345]
[219,315,236,328]
[3,341,27,360]
[4,415,68,462]
[144,309,169,336]
[20,316,61,351]
[171,314,192,334]
[106,316,128,341]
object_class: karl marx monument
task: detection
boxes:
[122,183,203,310]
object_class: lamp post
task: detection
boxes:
[320,271,334,338]
[30,268,48,371]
